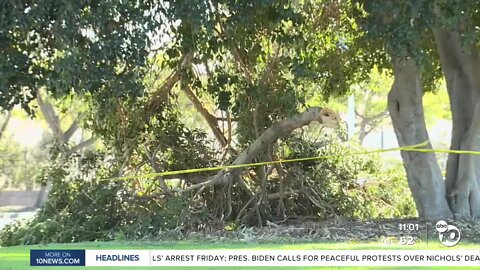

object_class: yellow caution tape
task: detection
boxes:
[99,140,433,182]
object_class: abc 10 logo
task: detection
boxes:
[435,220,461,247]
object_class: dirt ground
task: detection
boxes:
[1,202,478,245]
[190,217,480,244]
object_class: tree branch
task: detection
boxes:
[182,84,229,148]
[364,109,389,124]
[144,144,171,195]
[147,70,181,113]
[182,107,338,191]
[36,91,65,143]
[267,189,303,200]
[0,109,12,140]
[355,108,364,118]
[64,118,80,142]
[67,137,96,155]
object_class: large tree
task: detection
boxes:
[4,0,473,221]
[358,0,480,219]
[1,0,379,223]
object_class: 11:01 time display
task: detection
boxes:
[398,223,420,232]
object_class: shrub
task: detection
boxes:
[0,151,209,246]
[0,137,416,246]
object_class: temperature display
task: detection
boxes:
[399,235,418,245]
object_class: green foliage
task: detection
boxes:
[355,0,480,92]
[0,150,210,246]
[364,165,417,218]
[0,0,375,118]
[277,135,415,220]
[0,0,156,111]
[0,0,427,246]
[0,132,416,246]
[0,132,48,190]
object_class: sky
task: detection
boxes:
[363,119,452,169]
[6,117,45,149]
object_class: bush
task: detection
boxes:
[273,136,415,220]
[0,151,209,246]
[364,164,417,218]
[0,136,416,246]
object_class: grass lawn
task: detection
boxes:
[1,240,479,270]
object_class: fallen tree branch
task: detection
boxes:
[181,107,339,191]
[147,70,181,113]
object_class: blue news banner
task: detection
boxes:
[31,250,86,267]
[29,249,480,267]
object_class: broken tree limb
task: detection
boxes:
[181,107,339,191]
[147,70,180,114]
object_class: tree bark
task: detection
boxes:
[36,92,65,143]
[433,29,480,218]
[63,119,79,142]
[388,56,452,220]
[0,109,12,140]
[66,138,96,156]
[182,84,228,148]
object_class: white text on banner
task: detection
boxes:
[85,250,150,267]
[83,250,480,267]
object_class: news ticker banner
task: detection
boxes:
[30,249,480,267]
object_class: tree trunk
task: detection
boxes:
[34,184,49,208]
[36,92,65,143]
[388,56,452,220]
[433,29,480,218]
[0,109,12,140]
[34,90,96,208]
